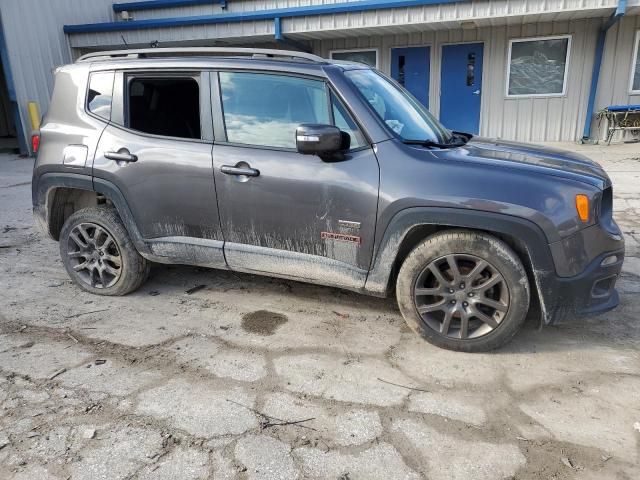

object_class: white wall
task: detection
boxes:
[311,17,603,142]
[592,15,640,140]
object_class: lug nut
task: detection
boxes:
[468,292,474,297]
[450,300,456,305]
[449,288,455,294]
[463,302,469,307]
[459,283,465,289]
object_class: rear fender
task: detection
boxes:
[33,173,149,254]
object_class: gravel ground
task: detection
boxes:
[0,142,639,480]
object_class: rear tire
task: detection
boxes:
[396,230,529,352]
[59,206,149,296]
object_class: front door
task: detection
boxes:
[211,71,379,289]
[391,47,430,108]
[440,43,484,134]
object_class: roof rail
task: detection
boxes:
[76,47,326,63]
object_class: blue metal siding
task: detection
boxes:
[113,0,227,13]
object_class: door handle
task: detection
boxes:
[473,89,481,96]
[221,165,260,177]
[104,150,138,162]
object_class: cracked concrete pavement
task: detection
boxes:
[1,142,639,479]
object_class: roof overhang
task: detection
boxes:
[65,0,640,50]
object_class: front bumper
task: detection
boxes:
[542,248,624,324]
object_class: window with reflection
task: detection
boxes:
[331,93,366,148]
[507,36,571,97]
[632,31,640,93]
[219,72,331,149]
[87,72,114,120]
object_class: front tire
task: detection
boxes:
[396,230,530,352]
[59,206,149,296]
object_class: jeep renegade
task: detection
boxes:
[32,48,625,352]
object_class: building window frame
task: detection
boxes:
[505,34,572,99]
[630,30,640,94]
[329,48,379,69]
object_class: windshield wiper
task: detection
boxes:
[402,137,466,149]
[403,131,471,149]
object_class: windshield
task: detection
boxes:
[344,69,452,144]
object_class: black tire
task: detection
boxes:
[59,206,149,296]
[396,230,530,352]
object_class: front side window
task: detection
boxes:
[631,31,640,93]
[87,72,114,120]
[330,50,378,68]
[331,93,367,149]
[126,76,201,140]
[507,36,571,97]
[219,72,331,149]
[345,69,450,144]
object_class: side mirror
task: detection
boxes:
[296,124,350,159]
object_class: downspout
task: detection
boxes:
[582,0,627,142]
[274,17,311,53]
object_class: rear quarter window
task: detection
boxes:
[87,72,114,121]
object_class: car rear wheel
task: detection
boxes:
[59,206,149,296]
[396,230,530,352]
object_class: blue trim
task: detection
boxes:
[273,17,311,53]
[0,20,28,155]
[583,0,627,140]
[274,16,282,41]
[65,0,466,33]
[113,0,226,13]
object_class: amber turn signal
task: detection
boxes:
[575,194,590,222]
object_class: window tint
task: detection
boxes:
[127,77,201,139]
[507,37,570,96]
[331,93,366,148]
[87,72,114,120]
[220,72,330,149]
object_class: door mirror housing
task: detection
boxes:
[296,124,350,160]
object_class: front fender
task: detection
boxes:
[364,207,557,322]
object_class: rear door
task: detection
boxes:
[210,70,380,288]
[93,70,224,266]
[391,46,431,108]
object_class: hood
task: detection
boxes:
[454,137,610,189]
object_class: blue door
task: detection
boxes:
[440,43,484,134]
[391,47,430,108]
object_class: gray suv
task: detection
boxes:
[32,47,625,352]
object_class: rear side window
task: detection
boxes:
[219,72,330,149]
[126,76,201,140]
[87,72,114,121]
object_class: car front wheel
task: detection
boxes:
[396,230,530,352]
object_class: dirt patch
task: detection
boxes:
[241,310,288,336]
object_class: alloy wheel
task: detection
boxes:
[413,254,510,339]
[66,222,122,289]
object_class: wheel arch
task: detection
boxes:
[33,173,149,254]
[364,207,556,324]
